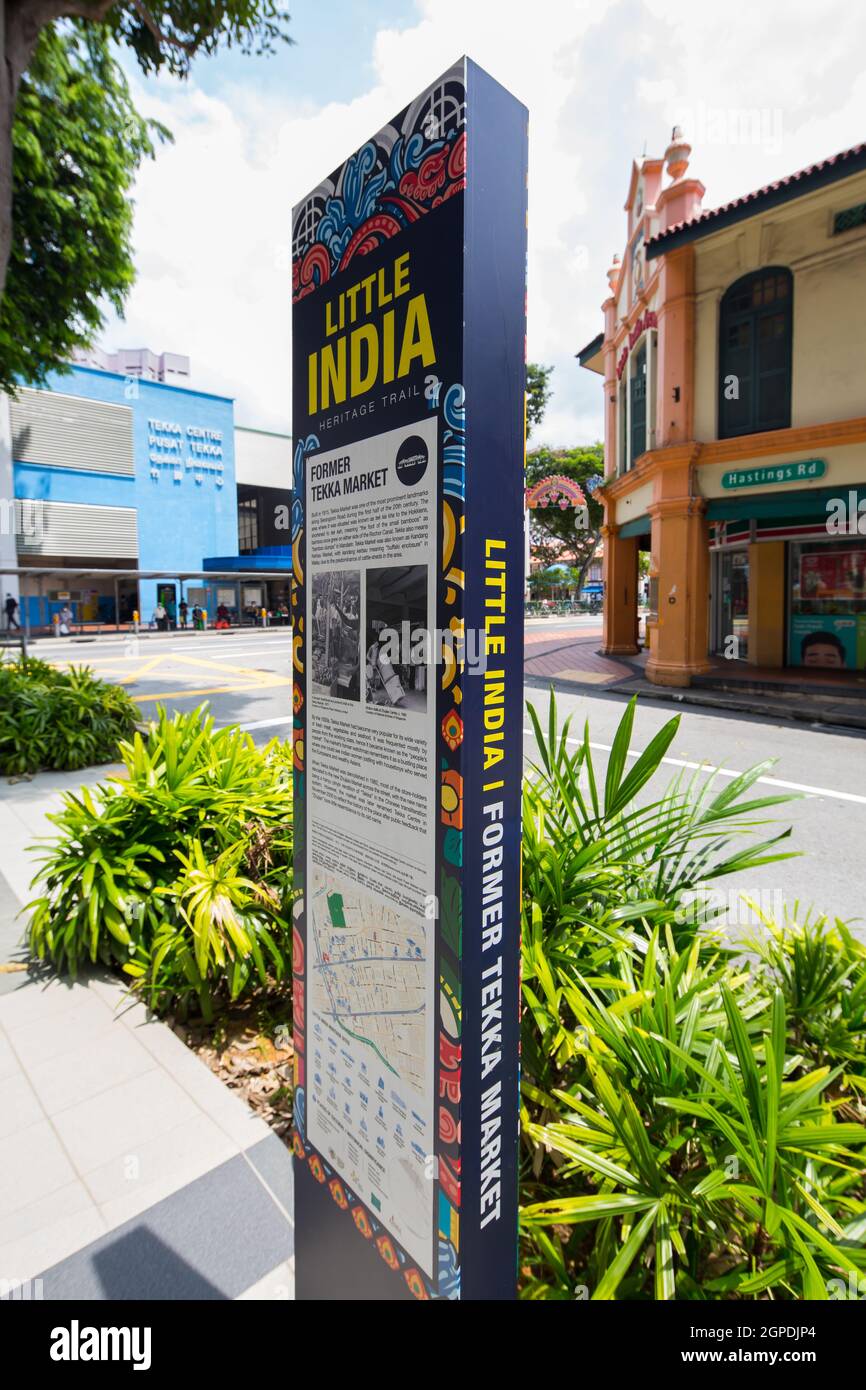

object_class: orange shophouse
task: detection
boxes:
[578,132,866,686]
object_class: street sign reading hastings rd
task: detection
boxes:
[720,460,827,490]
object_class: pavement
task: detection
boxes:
[0,768,294,1302]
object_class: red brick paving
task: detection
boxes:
[523,630,634,685]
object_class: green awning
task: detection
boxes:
[705,483,866,524]
[618,515,652,538]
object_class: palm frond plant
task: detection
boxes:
[519,692,866,1299]
[745,905,866,1076]
[26,705,295,1020]
[521,933,866,1299]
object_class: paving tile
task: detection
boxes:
[0,975,91,1031]
[546,667,620,685]
[0,1120,77,1220]
[87,1112,238,1230]
[2,987,117,1070]
[245,1133,294,1223]
[13,803,66,838]
[236,1256,294,1300]
[84,972,140,1015]
[0,1028,20,1082]
[40,1154,294,1300]
[0,866,26,971]
[26,1023,156,1117]
[0,1180,104,1286]
[122,1014,271,1150]
[0,1072,44,1140]
[0,967,34,998]
[50,1068,201,1175]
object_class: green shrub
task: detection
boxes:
[26,705,294,1020]
[746,907,866,1076]
[0,656,138,774]
[519,694,866,1300]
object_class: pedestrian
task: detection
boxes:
[165,595,177,630]
[153,600,167,632]
[58,603,73,636]
[4,593,20,631]
[192,604,203,631]
[178,599,189,630]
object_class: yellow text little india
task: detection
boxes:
[307,251,436,414]
[482,539,508,778]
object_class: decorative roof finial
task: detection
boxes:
[607,253,621,292]
[665,124,691,182]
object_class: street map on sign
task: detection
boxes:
[309,880,427,1090]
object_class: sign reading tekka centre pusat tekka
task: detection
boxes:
[147,418,225,485]
[290,58,527,1301]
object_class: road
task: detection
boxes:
[40,623,866,935]
[523,680,866,939]
[45,625,295,736]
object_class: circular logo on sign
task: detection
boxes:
[395,435,428,486]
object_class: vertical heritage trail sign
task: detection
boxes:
[291,58,527,1301]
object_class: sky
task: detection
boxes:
[101,0,866,445]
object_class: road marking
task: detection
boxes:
[50,642,291,666]
[152,652,283,679]
[131,678,292,702]
[522,726,866,807]
[101,650,295,704]
[112,655,166,685]
[238,717,294,732]
[49,647,293,706]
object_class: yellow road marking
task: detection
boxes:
[155,653,288,679]
[50,648,293,703]
[131,675,292,703]
[112,655,167,685]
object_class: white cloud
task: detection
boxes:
[103,0,866,446]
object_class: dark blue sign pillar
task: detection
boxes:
[291,58,527,1301]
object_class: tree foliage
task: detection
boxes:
[0,23,166,391]
[0,2,293,381]
[526,442,605,580]
[526,362,553,437]
[102,0,293,76]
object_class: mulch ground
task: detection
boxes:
[170,995,295,1143]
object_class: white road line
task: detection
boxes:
[238,716,294,732]
[183,645,292,661]
[44,638,291,656]
[229,715,866,804]
[522,726,866,807]
[51,642,292,663]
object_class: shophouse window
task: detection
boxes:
[718,268,792,439]
[630,340,647,466]
[618,379,628,473]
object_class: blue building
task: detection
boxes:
[3,350,291,631]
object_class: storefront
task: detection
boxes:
[789,537,866,669]
[708,483,866,673]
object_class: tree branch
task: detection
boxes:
[129,0,198,55]
[5,1,116,85]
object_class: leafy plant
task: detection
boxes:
[746,906,866,1076]
[519,692,866,1300]
[0,657,138,774]
[26,705,294,1020]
